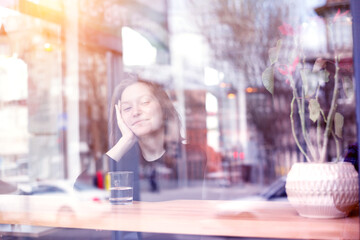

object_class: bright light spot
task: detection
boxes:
[44,42,53,51]
[28,0,40,4]
[204,67,222,86]
[0,6,20,18]
[27,0,62,10]
[207,129,219,152]
[220,82,230,88]
[0,56,28,101]
[301,19,326,53]
[219,72,224,80]
[302,22,309,28]
[0,56,28,155]
[122,27,157,66]
[205,92,218,113]
[246,87,258,93]
[0,106,29,155]
[207,116,218,129]
[206,93,219,151]
[172,33,204,67]
[227,92,236,99]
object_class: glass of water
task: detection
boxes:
[109,171,134,205]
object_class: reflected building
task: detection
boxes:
[0,0,357,193]
[0,3,64,182]
[189,0,357,183]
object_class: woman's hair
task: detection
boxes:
[108,76,182,149]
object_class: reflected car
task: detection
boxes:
[240,176,287,201]
[18,180,108,201]
[4,181,111,236]
[216,177,287,217]
[0,179,19,194]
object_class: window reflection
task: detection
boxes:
[0,0,356,204]
[0,7,63,184]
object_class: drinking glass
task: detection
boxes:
[109,171,133,205]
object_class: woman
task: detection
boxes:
[107,77,182,191]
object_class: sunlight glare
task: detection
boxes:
[204,67,221,86]
[122,27,157,66]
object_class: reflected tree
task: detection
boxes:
[79,50,109,172]
[189,0,307,181]
[190,0,293,85]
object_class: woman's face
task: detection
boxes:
[120,83,164,137]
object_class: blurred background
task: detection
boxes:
[0,0,356,202]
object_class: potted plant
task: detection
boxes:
[261,11,359,218]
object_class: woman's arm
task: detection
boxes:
[106,135,136,161]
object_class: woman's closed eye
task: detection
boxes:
[121,105,132,112]
[140,97,152,106]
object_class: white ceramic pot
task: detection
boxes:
[285,162,359,218]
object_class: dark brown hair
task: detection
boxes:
[108,76,182,148]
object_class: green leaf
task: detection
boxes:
[334,112,344,138]
[323,70,330,83]
[342,76,354,99]
[262,67,274,95]
[309,99,320,122]
[312,58,326,72]
[269,40,282,65]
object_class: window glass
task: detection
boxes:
[32,185,66,194]
[0,5,64,186]
[0,0,357,205]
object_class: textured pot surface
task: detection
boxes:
[285,162,359,219]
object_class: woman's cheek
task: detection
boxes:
[122,115,132,129]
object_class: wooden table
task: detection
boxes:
[0,195,358,239]
[0,224,57,238]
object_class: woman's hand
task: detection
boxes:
[106,100,137,161]
[115,100,136,143]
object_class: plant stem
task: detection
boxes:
[290,95,311,162]
[315,85,324,160]
[331,130,340,162]
[290,76,317,162]
[320,60,339,163]
[317,118,321,158]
